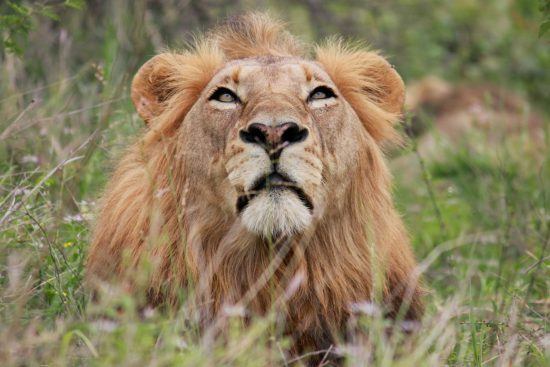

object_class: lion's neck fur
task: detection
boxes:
[140,135,413,332]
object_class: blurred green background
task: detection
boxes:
[3,0,549,106]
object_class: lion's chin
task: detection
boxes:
[240,189,312,239]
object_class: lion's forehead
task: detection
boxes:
[208,58,334,95]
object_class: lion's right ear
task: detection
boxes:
[131,47,224,129]
[131,54,181,124]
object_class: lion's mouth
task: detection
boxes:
[236,172,314,213]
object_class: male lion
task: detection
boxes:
[87,13,424,356]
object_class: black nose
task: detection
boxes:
[239,122,308,150]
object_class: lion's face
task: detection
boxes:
[180,57,363,238]
[131,31,404,241]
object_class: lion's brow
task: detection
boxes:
[301,63,313,82]
[231,66,241,84]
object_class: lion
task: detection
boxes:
[86,13,424,357]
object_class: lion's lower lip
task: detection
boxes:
[285,185,314,211]
[236,172,314,213]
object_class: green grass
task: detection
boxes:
[1,1,549,366]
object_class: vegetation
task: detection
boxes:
[0,1,548,365]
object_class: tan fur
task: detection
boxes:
[87,12,424,355]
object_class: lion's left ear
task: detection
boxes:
[316,42,405,143]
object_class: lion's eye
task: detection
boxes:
[209,87,239,103]
[308,86,336,101]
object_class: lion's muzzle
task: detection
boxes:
[230,120,316,238]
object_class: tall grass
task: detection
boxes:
[0,1,548,366]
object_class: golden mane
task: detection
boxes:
[211,12,306,59]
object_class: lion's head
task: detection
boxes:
[88,13,422,355]
[131,14,404,239]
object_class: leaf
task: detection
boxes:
[0,0,83,56]
[539,20,550,37]
[64,0,85,10]
[6,1,31,17]
[3,37,23,55]
[38,5,60,21]
[540,0,550,37]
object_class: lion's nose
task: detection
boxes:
[239,122,308,149]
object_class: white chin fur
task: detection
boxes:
[241,189,312,238]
